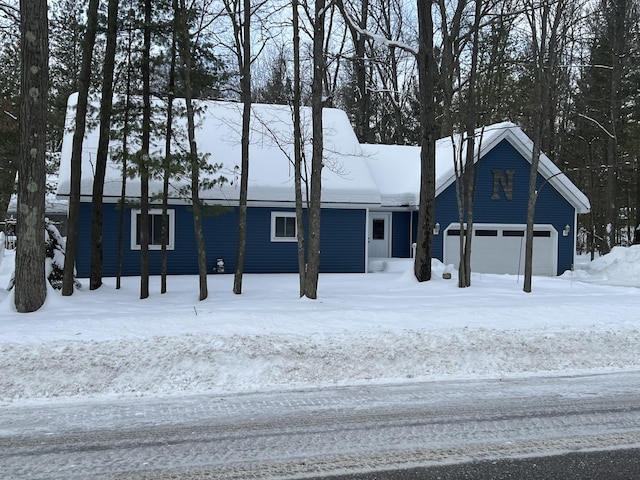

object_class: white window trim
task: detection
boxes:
[130,208,176,250]
[270,211,298,242]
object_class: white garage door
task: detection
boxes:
[443,223,558,276]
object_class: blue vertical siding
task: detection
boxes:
[431,139,575,274]
[75,203,367,277]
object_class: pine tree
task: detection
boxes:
[48,0,86,150]
[45,218,81,290]
[254,48,290,105]
[0,22,20,222]
[15,0,48,312]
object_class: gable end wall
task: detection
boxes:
[431,139,575,274]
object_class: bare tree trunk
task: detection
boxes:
[90,0,118,291]
[434,0,466,286]
[605,0,626,250]
[461,0,482,288]
[293,0,306,297]
[140,0,152,300]
[304,0,326,300]
[177,0,207,301]
[15,0,48,312]
[161,19,177,294]
[414,0,436,282]
[523,48,544,291]
[233,0,252,295]
[523,134,542,293]
[523,0,563,292]
[116,11,135,290]
[62,0,98,296]
[336,0,370,143]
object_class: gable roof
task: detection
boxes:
[57,98,589,215]
[57,94,381,207]
[362,122,590,214]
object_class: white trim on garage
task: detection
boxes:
[443,223,558,276]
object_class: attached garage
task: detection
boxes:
[363,122,590,277]
[443,223,558,276]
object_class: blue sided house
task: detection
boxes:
[362,123,590,276]
[57,94,589,278]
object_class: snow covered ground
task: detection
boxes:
[1,247,639,405]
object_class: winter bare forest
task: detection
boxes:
[1,0,639,310]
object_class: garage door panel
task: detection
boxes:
[443,224,557,276]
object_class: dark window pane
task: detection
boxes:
[503,230,525,237]
[447,229,467,236]
[275,216,285,237]
[136,213,167,246]
[534,230,551,237]
[475,229,497,237]
[136,215,141,245]
[284,217,295,237]
[150,214,163,245]
[372,219,385,240]
[275,216,296,238]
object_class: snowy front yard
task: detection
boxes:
[1,247,640,405]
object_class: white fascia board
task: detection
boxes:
[435,124,590,215]
[89,195,378,210]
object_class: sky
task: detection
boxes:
[1,246,639,406]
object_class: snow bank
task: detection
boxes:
[1,248,640,404]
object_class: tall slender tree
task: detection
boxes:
[90,0,119,290]
[523,0,566,293]
[605,0,627,249]
[15,0,48,312]
[115,4,138,290]
[176,0,208,301]
[139,0,152,300]
[222,0,252,295]
[459,0,483,288]
[413,0,437,283]
[62,0,99,296]
[337,0,437,281]
[161,8,178,295]
[304,0,327,299]
[293,0,306,297]
[48,0,86,151]
[336,0,371,143]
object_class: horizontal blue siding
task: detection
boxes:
[75,204,367,277]
[391,211,413,258]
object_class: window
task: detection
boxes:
[503,230,525,237]
[372,219,385,240]
[475,229,498,237]
[131,209,175,250]
[271,212,297,242]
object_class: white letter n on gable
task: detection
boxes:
[491,169,515,200]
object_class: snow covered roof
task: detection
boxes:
[362,122,591,213]
[57,97,588,214]
[57,94,381,207]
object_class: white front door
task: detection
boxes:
[369,212,391,258]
